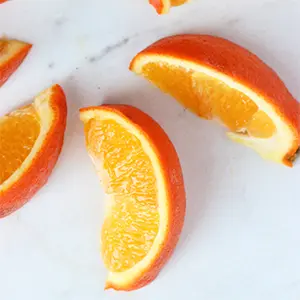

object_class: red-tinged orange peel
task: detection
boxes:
[130,35,300,166]
[80,105,186,290]
[0,39,32,87]
[0,85,67,218]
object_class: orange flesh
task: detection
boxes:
[0,105,40,185]
[171,0,187,6]
[85,119,159,272]
[0,41,5,52]
[142,62,276,138]
[0,40,10,55]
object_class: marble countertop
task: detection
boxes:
[1,1,300,299]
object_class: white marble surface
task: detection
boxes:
[1,0,300,299]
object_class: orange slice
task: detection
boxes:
[130,34,300,166]
[0,39,32,87]
[80,105,186,290]
[0,85,67,218]
[149,0,189,14]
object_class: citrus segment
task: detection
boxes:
[0,85,67,218]
[85,118,159,273]
[171,0,187,5]
[80,105,186,290]
[142,63,276,138]
[130,35,300,166]
[0,105,40,184]
[149,0,188,14]
[0,39,32,87]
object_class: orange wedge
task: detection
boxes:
[0,39,32,87]
[80,105,186,290]
[149,0,189,14]
[130,34,300,166]
[0,85,67,218]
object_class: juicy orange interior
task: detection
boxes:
[0,105,40,185]
[171,0,188,6]
[85,118,159,272]
[0,40,5,52]
[0,40,9,56]
[142,62,276,138]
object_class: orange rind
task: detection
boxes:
[130,35,300,166]
[0,85,67,217]
[80,105,186,290]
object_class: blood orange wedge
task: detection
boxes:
[0,85,67,218]
[80,105,186,290]
[149,0,189,14]
[130,34,300,166]
[0,39,32,87]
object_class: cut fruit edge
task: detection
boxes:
[149,0,189,14]
[80,105,186,290]
[131,54,300,166]
[0,84,67,193]
[149,0,171,14]
[0,39,32,86]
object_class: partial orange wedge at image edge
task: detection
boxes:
[80,105,186,290]
[0,38,32,87]
[0,85,67,218]
[149,0,189,14]
[130,34,300,166]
